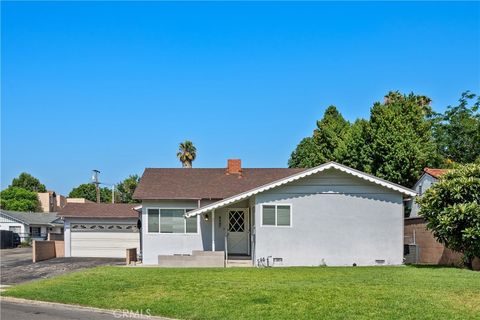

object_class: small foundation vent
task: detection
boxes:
[273,257,283,266]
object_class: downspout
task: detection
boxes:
[212,209,216,251]
[133,205,143,262]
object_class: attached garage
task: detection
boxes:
[61,203,140,258]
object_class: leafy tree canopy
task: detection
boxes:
[433,91,480,164]
[341,119,372,174]
[417,163,480,269]
[68,183,112,203]
[116,175,141,203]
[0,187,39,212]
[289,106,350,168]
[11,172,46,192]
[368,92,440,187]
[289,92,443,187]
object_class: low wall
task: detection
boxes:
[405,218,479,270]
[33,240,65,263]
[55,240,65,257]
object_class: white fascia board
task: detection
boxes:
[185,162,417,217]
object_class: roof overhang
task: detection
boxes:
[0,212,29,225]
[185,161,417,217]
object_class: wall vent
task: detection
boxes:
[273,257,283,266]
[375,259,386,265]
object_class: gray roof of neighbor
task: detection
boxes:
[133,168,307,200]
[0,210,61,226]
[59,203,139,218]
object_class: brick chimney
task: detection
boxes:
[227,159,242,175]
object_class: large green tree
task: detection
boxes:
[69,184,112,203]
[340,119,372,174]
[116,175,141,203]
[417,163,480,269]
[368,91,440,186]
[289,106,350,167]
[433,91,480,164]
[0,187,39,211]
[11,172,46,192]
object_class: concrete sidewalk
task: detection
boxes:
[0,297,173,320]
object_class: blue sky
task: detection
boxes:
[1,1,479,195]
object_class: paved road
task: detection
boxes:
[0,299,169,320]
[1,248,123,284]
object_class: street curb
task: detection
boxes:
[0,296,175,320]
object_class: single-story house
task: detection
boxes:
[60,203,140,258]
[133,160,416,267]
[0,209,63,242]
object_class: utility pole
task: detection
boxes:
[92,170,101,204]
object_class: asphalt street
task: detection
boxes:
[0,299,169,320]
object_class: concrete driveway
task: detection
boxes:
[1,247,124,285]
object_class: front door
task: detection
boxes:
[227,208,249,255]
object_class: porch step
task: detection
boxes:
[227,259,253,267]
[158,251,225,267]
[192,250,224,257]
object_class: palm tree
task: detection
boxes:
[177,140,197,168]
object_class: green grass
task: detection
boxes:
[4,266,480,319]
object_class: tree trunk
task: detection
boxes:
[464,256,473,270]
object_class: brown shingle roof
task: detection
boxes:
[59,203,139,218]
[133,168,306,200]
[424,168,449,179]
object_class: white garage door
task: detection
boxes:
[71,230,139,258]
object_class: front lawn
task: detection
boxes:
[4,266,480,319]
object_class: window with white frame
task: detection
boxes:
[147,208,198,234]
[262,204,291,226]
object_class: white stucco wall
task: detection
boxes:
[142,200,207,265]
[0,221,27,234]
[141,199,254,264]
[253,169,404,266]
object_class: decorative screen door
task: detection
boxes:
[227,209,249,255]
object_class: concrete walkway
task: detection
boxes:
[1,297,173,320]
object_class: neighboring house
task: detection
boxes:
[407,168,448,218]
[133,160,416,267]
[38,191,67,212]
[0,209,63,241]
[404,168,479,269]
[61,203,140,258]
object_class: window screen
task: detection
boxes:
[160,209,185,233]
[186,216,198,233]
[277,205,291,226]
[262,205,276,226]
[148,209,159,233]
